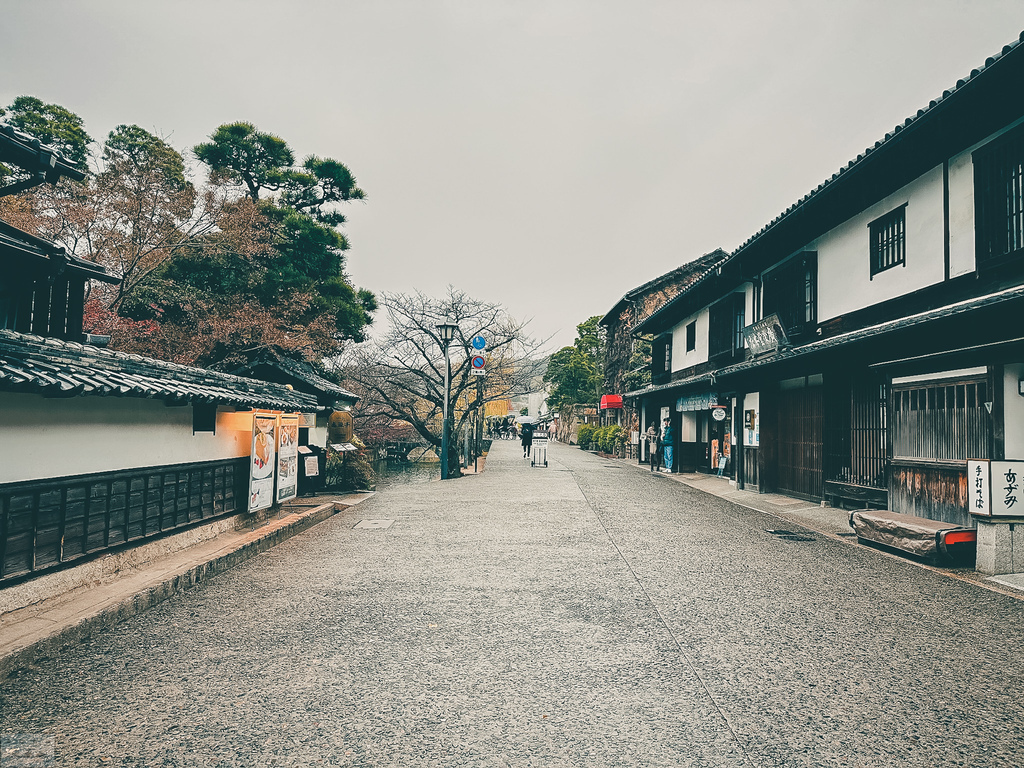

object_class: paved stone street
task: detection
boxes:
[3,440,1024,767]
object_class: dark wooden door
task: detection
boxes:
[776,385,824,500]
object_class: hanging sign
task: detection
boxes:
[677,392,718,412]
[276,414,299,503]
[711,406,728,422]
[248,413,278,512]
[743,313,790,355]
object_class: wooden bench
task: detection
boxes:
[849,509,976,563]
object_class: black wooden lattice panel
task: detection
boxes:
[0,457,248,581]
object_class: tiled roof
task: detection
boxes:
[229,351,359,404]
[0,329,320,411]
[623,283,1024,399]
[600,248,729,327]
[631,249,734,335]
[733,29,1024,259]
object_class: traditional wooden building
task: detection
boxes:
[598,249,728,447]
[0,128,324,585]
[624,29,1024,573]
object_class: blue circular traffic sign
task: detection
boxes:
[471,335,486,350]
[471,355,486,369]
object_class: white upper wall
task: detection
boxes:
[670,307,709,372]
[0,393,255,484]
[816,166,945,322]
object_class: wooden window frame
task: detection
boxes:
[869,204,907,278]
[763,252,817,339]
[974,122,1024,268]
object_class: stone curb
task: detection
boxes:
[0,501,343,682]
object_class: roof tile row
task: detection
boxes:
[0,329,320,412]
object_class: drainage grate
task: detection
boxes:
[766,529,816,542]
[354,519,395,530]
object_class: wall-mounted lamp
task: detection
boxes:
[1018,378,1024,396]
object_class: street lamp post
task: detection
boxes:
[435,321,458,480]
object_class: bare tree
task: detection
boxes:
[341,287,541,476]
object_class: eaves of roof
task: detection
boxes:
[600,248,730,329]
[235,354,359,404]
[0,218,120,284]
[0,329,321,412]
[729,29,1024,269]
[631,250,734,336]
[0,124,86,185]
[623,283,1024,400]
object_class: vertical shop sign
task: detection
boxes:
[967,459,990,516]
[991,461,1024,517]
[277,414,299,503]
[249,413,278,512]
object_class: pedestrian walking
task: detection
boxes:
[661,417,675,473]
[521,421,534,458]
[645,422,660,472]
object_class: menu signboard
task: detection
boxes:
[276,414,299,503]
[249,413,278,512]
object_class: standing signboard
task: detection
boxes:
[277,413,299,503]
[967,459,991,517]
[991,460,1024,517]
[249,413,277,512]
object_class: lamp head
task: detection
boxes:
[435,322,458,345]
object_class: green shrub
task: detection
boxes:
[325,436,376,491]
[576,424,595,447]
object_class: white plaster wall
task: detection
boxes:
[671,307,709,372]
[1004,364,1024,461]
[681,411,697,442]
[948,149,976,278]
[742,283,754,347]
[743,391,760,447]
[0,393,254,484]
[816,166,945,321]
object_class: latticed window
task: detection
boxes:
[763,252,817,338]
[974,123,1024,266]
[825,377,888,489]
[869,204,907,277]
[708,294,745,361]
[892,378,990,461]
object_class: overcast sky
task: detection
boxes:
[3,1,1023,351]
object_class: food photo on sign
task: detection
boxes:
[276,414,299,503]
[249,414,278,512]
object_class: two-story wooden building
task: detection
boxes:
[625,29,1024,573]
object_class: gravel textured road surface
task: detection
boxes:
[2,440,1024,767]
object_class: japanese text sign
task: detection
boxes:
[991,461,1024,517]
[967,459,991,516]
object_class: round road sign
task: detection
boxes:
[471,335,486,350]
[471,355,486,369]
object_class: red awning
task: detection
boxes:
[600,394,623,409]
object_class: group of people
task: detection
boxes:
[645,417,675,473]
